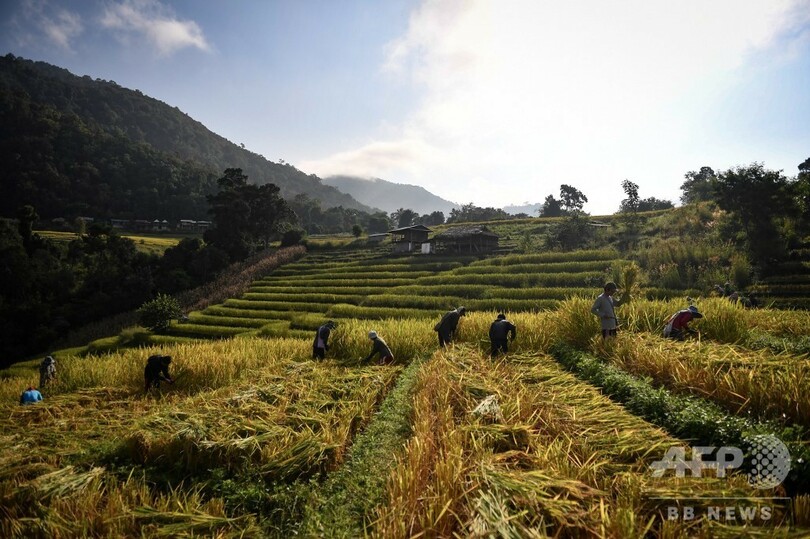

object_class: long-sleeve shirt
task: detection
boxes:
[436,310,461,335]
[20,389,43,405]
[489,319,516,341]
[313,325,332,349]
[364,337,393,362]
[591,293,625,330]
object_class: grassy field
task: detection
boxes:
[3,240,810,537]
[36,230,187,255]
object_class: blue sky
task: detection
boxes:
[2,0,809,214]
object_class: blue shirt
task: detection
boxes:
[20,389,43,405]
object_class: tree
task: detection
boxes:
[16,205,39,254]
[539,195,563,217]
[204,168,295,260]
[637,197,674,212]
[558,184,588,214]
[680,166,716,204]
[138,294,181,333]
[392,208,418,228]
[714,163,797,263]
[351,224,363,237]
[619,180,640,213]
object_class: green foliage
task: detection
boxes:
[447,203,515,223]
[545,213,595,250]
[138,294,182,333]
[714,163,797,263]
[680,166,716,204]
[280,228,305,247]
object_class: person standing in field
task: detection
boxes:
[663,305,703,340]
[364,331,394,364]
[144,354,174,393]
[312,320,336,360]
[591,282,626,339]
[435,306,466,347]
[489,313,517,358]
[19,386,43,405]
[39,355,56,388]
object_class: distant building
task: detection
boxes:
[389,225,431,253]
[432,225,499,253]
[368,232,388,244]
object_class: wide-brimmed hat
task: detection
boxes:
[688,305,703,318]
[368,330,378,340]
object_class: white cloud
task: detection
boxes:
[14,0,83,50]
[303,0,810,213]
[100,0,210,56]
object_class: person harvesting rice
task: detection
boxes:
[591,282,627,339]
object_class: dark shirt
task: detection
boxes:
[364,337,393,361]
[436,310,461,334]
[313,325,332,349]
[489,319,517,341]
[145,355,171,381]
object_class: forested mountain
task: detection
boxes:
[323,175,458,215]
[0,54,371,216]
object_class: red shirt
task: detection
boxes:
[669,310,695,331]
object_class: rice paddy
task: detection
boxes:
[3,244,809,537]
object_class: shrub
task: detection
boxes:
[280,229,305,247]
[138,294,182,333]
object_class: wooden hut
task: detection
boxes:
[432,225,499,253]
[388,225,431,253]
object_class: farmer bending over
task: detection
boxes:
[19,386,43,405]
[145,354,174,392]
[364,331,394,365]
[313,320,336,360]
[489,313,516,357]
[39,355,56,388]
[663,305,703,340]
[435,306,466,347]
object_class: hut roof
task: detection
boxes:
[388,224,432,234]
[433,225,499,240]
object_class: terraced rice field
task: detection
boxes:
[3,246,810,537]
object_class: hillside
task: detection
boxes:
[0,54,370,212]
[323,175,458,215]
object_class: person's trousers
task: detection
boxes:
[490,339,508,357]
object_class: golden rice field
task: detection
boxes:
[3,248,810,537]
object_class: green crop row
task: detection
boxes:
[271,262,465,276]
[384,284,490,298]
[248,286,383,296]
[360,294,557,312]
[235,293,327,312]
[468,249,620,265]
[414,272,605,288]
[187,313,269,328]
[450,260,614,275]
[166,323,251,338]
[259,270,436,282]
[327,303,436,320]
[250,278,416,288]
[239,292,364,305]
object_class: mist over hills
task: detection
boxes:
[0,54,371,216]
[323,175,459,216]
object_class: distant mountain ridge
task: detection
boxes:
[0,54,371,212]
[323,175,459,216]
[503,202,543,216]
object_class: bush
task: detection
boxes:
[280,229,305,247]
[138,294,182,333]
